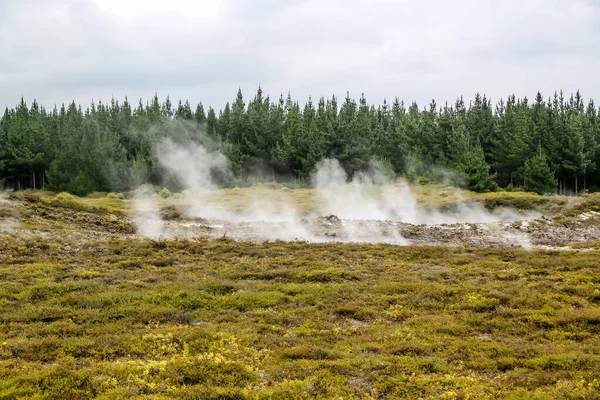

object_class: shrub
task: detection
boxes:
[135,184,158,196]
[159,188,172,199]
[416,176,430,185]
[55,192,76,201]
[160,206,181,220]
[106,192,124,200]
[49,192,87,211]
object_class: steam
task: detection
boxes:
[312,159,533,225]
[132,186,164,239]
[131,126,537,248]
[156,138,229,192]
[0,196,21,236]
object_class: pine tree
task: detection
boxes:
[490,96,531,186]
[195,103,207,126]
[277,97,305,177]
[205,107,217,138]
[245,86,272,171]
[162,96,174,118]
[175,100,193,120]
[520,147,557,194]
[269,95,286,173]
[447,120,497,192]
[302,98,325,177]
[3,90,600,195]
[467,93,494,163]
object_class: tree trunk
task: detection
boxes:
[32,168,36,190]
[575,174,578,195]
[559,178,562,195]
[584,173,587,193]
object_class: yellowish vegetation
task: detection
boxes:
[0,188,599,398]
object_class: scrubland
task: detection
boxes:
[0,187,599,399]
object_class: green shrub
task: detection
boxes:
[160,205,181,220]
[106,192,124,200]
[136,184,158,196]
[416,176,430,185]
[159,188,172,198]
[55,192,76,201]
[49,192,87,211]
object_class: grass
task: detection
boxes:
[198,183,576,215]
[0,236,599,399]
[0,188,599,399]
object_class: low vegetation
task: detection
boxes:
[0,189,599,399]
[1,236,599,399]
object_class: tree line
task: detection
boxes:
[1,88,598,196]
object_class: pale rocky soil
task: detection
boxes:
[1,194,599,250]
[158,211,600,250]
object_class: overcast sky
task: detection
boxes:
[1,0,599,112]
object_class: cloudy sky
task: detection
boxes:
[1,0,599,112]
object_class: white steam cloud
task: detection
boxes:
[132,186,164,239]
[132,126,537,248]
[313,158,531,225]
[156,138,229,192]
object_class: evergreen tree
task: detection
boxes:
[457,141,498,193]
[520,147,557,194]
[447,120,497,192]
[195,102,207,126]
[2,89,600,195]
[277,96,305,177]
[490,96,530,186]
[205,106,217,138]
[175,100,193,120]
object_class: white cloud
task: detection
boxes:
[0,0,598,111]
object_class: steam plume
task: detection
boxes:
[131,125,536,248]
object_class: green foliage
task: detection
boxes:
[106,192,125,200]
[454,140,498,192]
[521,147,558,194]
[2,89,600,196]
[159,187,172,198]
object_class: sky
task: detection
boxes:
[1,0,599,112]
